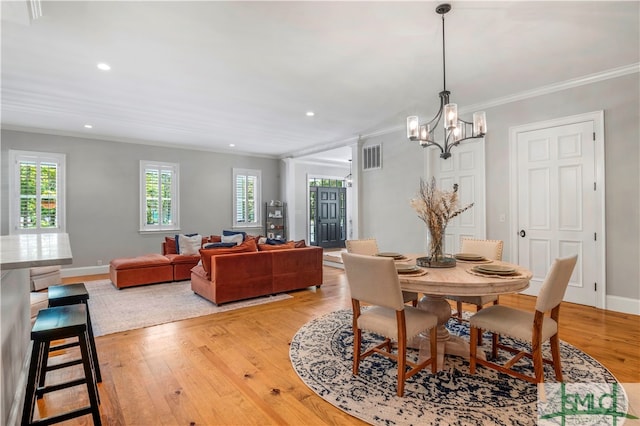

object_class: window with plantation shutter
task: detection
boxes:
[233,168,261,228]
[140,160,179,231]
[9,150,66,234]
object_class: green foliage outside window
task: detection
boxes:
[18,161,58,229]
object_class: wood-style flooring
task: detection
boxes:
[31,267,640,425]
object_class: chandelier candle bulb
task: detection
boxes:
[473,111,487,136]
[407,116,419,140]
[444,103,458,129]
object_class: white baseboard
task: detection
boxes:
[61,265,109,278]
[606,295,640,316]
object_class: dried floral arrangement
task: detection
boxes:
[410,177,474,260]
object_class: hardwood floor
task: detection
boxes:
[34,267,639,425]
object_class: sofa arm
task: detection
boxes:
[271,246,323,293]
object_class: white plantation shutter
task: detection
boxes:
[9,150,66,234]
[233,168,261,227]
[140,161,179,231]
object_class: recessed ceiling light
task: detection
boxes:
[97,63,111,71]
[306,111,315,117]
[229,143,235,147]
[84,124,93,129]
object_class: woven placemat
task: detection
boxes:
[465,269,526,279]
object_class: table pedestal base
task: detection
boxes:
[410,294,485,371]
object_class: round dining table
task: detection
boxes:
[396,254,533,371]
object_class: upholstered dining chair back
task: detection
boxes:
[469,254,579,383]
[460,238,503,261]
[345,239,379,257]
[535,255,578,313]
[342,253,405,311]
[345,238,418,306]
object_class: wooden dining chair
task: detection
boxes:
[342,253,438,397]
[345,239,419,306]
[469,255,578,383]
[447,238,504,321]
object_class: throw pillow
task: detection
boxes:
[210,235,222,243]
[178,234,202,256]
[266,238,286,245]
[294,240,307,248]
[257,241,295,251]
[203,242,237,249]
[222,229,247,241]
[175,232,199,253]
[221,233,243,246]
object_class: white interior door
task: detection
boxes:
[512,114,604,307]
[428,139,486,255]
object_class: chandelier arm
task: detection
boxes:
[421,140,445,153]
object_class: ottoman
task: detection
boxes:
[109,254,173,289]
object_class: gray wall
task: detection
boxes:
[1,131,281,268]
[358,72,639,301]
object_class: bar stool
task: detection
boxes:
[47,283,102,382]
[22,305,101,426]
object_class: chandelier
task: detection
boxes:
[406,3,487,159]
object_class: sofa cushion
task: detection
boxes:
[164,236,178,254]
[199,239,258,278]
[164,253,200,264]
[257,241,295,251]
[294,239,307,248]
[110,253,172,270]
[209,235,222,243]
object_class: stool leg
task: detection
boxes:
[79,332,102,426]
[22,341,43,425]
[83,301,102,382]
[36,340,51,395]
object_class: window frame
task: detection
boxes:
[232,168,261,228]
[9,150,66,234]
[140,160,180,232]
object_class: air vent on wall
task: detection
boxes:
[363,145,382,170]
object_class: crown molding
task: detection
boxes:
[294,63,640,158]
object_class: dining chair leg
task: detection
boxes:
[475,305,484,346]
[469,327,478,374]
[353,328,362,375]
[532,345,544,383]
[491,333,499,359]
[456,301,463,320]
[550,334,563,381]
[397,335,407,397]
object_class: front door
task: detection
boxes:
[512,113,604,307]
[316,186,345,248]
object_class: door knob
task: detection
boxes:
[520,230,526,237]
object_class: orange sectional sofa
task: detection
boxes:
[191,245,323,305]
[109,235,324,301]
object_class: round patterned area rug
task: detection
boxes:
[289,309,619,425]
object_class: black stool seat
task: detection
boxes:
[48,283,89,306]
[22,305,101,426]
[47,283,101,383]
[31,305,88,338]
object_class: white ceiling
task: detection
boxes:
[2,1,638,163]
